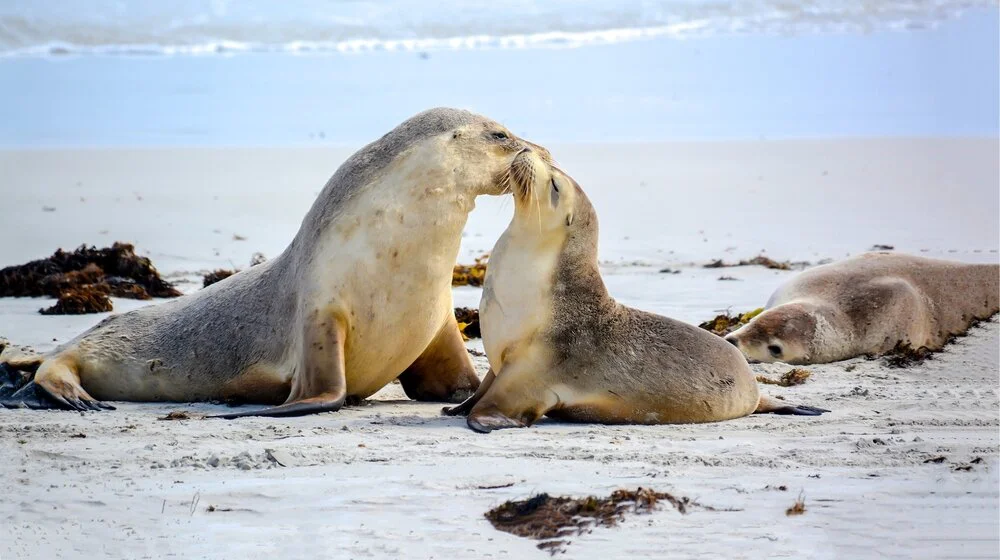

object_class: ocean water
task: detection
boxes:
[1,0,994,57]
[0,2,996,146]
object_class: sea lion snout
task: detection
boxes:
[507,149,549,201]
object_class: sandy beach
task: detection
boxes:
[2,1,999,557]
[1,139,997,559]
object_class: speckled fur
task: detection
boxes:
[470,152,765,428]
[726,253,1000,364]
[17,108,547,408]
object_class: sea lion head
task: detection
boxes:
[298,108,552,243]
[502,148,596,240]
[724,303,818,364]
[407,108,552,197]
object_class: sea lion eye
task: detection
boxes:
[491,131,509,141]
[767,345,783,358]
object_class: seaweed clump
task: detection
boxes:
[202,253,268,288]
[0,243,182,315]
[452,254,488,287]
[454,307,481,340]
[877,342,934,368]
[485,488,696,554]
[756,368,811,387]
[202,269,237,288]
[704,255,793,270]
[40,286,113,315]
[699,308,764,337]
[786,492,807,516]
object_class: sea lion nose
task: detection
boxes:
[523,140,552,162]
[726,336,739,348]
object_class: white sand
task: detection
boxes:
[1,140,997,559]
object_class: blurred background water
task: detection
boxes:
[1,1,997,146]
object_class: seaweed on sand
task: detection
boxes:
[202,253,268,288]
[202,269,237,288]
[40,285,114,315]
[453,254,489,287]
[0,242,181,300]
[485,488,706,554]
[876,342,934,368]
[698,308,764,337]
[704,255,793,270]
[454,307,481,340]
[756,368,811,387]
[0,243,181,314]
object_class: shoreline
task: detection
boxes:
[2,8,996,147]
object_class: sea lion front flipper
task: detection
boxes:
[212,317,348,419]
[467,409,526,433]
[211,393,347,419]
[755,395,830,416]
[763,405,830,416]
[399,316,481,403]
[462,365,557,433]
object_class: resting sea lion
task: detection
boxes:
[725,253,999,364]
[444,149,826,432]
[1,107,550,417]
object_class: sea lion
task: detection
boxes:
[443,150,826,433]
[1,107,551,417]
[724,253,999,364]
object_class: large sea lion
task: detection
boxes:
[1,108,551,417]
[724,253,999,364]
[443,150,826,433]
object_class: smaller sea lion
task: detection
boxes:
[725,253,999,364]
[444,150,826,432]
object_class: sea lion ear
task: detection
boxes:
[566,213,574,227]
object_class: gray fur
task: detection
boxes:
[293,108,484,252]
[729,252,1000,364]
[41,108,503,402]
[543,183,759,423]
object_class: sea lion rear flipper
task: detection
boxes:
[400,317,481,403]
[755,395,830,416]
[442,369,496,416]
[13,357,117,411]
[212,317,348,420]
